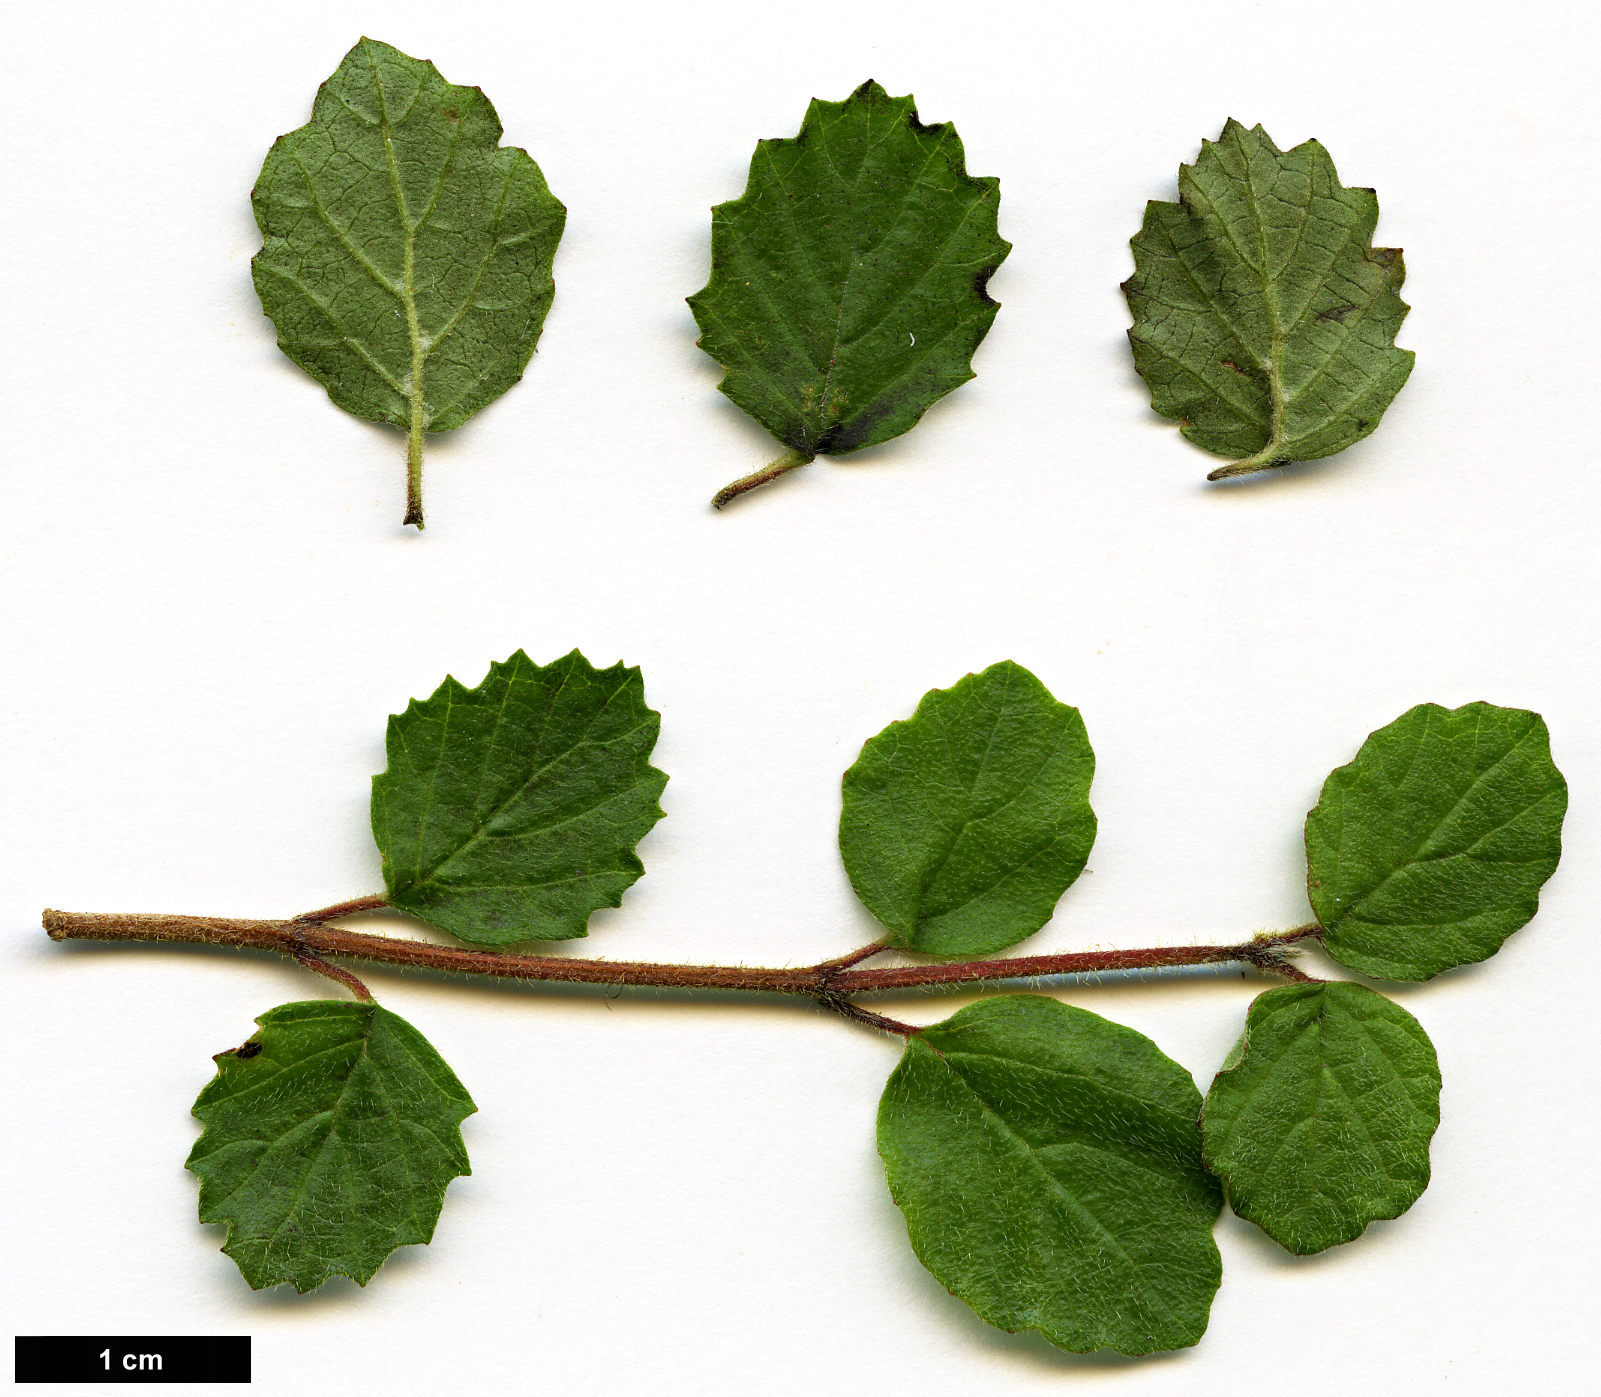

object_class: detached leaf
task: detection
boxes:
[187,1000,474,1292]
[253,38,566,526]
[689,80,1010,506]
[879,996,1222,1355]
[1124,121,1413,480]
[1202,982,1440,1255]
[839,662,1095,958]
[1306,703,1566,980]
[372,650,668,946]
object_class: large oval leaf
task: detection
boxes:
[689,80,1009,498]
[253,38,566,525]
[1305,702,1566,980]
[1124,120,1413,480]
[187,1000,475,1292]
[839,661,1095,957]
[1201,982,1440,1255]
[372,650,668,945]
[878,996,1222,1355]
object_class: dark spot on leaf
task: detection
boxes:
[1356,419,1369,429]
[236,1041,263,1059]
[1316,306,1355,324]
[1221,360,1242,373]
[818,397,899,455]
[973,265,999,305]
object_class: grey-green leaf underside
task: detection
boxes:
[1124,120,1413,480]
[689,80,1009,495]
[879,996,1222,1355]
[371,649,668,946]
[1201,982,1440,1255]
[839,661,1095,958]
[187,1000,474,1292]
[1305,702,1566,980]
[253,38,566,523]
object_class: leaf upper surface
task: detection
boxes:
[688,80,1010,460]
[878,996,1222,1355]
[371,650,668,945]
[1124,121,1413,477]
[1201,982,1440,1255]
[187,1000,475,1292]
[253,38,566,434]
[839,661,1095,957]
[1305,702,1566,980]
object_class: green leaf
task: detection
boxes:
[1306,702,1566,980]
[1201,982,1440,1255]
[1124,120,1413,481]
[839,661,1095,957]
[689,80,1010,505]
[187,1000,475,1292]
[878,996,1222,1355]
[371,650,668,946]
[253,38,566,526]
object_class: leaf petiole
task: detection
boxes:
[404,414,426,527]
[711,448,815,509]
[1206,443,1292,481]
[290,949,375,1002]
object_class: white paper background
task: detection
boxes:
[4,1,1597,1392]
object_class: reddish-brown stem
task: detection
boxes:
[825,927,1318,994]
[43,909,1321,1032]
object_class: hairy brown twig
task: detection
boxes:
[43,907,1324,1034]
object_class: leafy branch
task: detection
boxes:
[45,652,1565,1353]
[44,910,1321,1035]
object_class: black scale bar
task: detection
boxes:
[15,1337,249,1384]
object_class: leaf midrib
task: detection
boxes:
[370,59,428,442]
[806,101,951,441]
[815,106,908,434]
[1236,137,1287,455]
